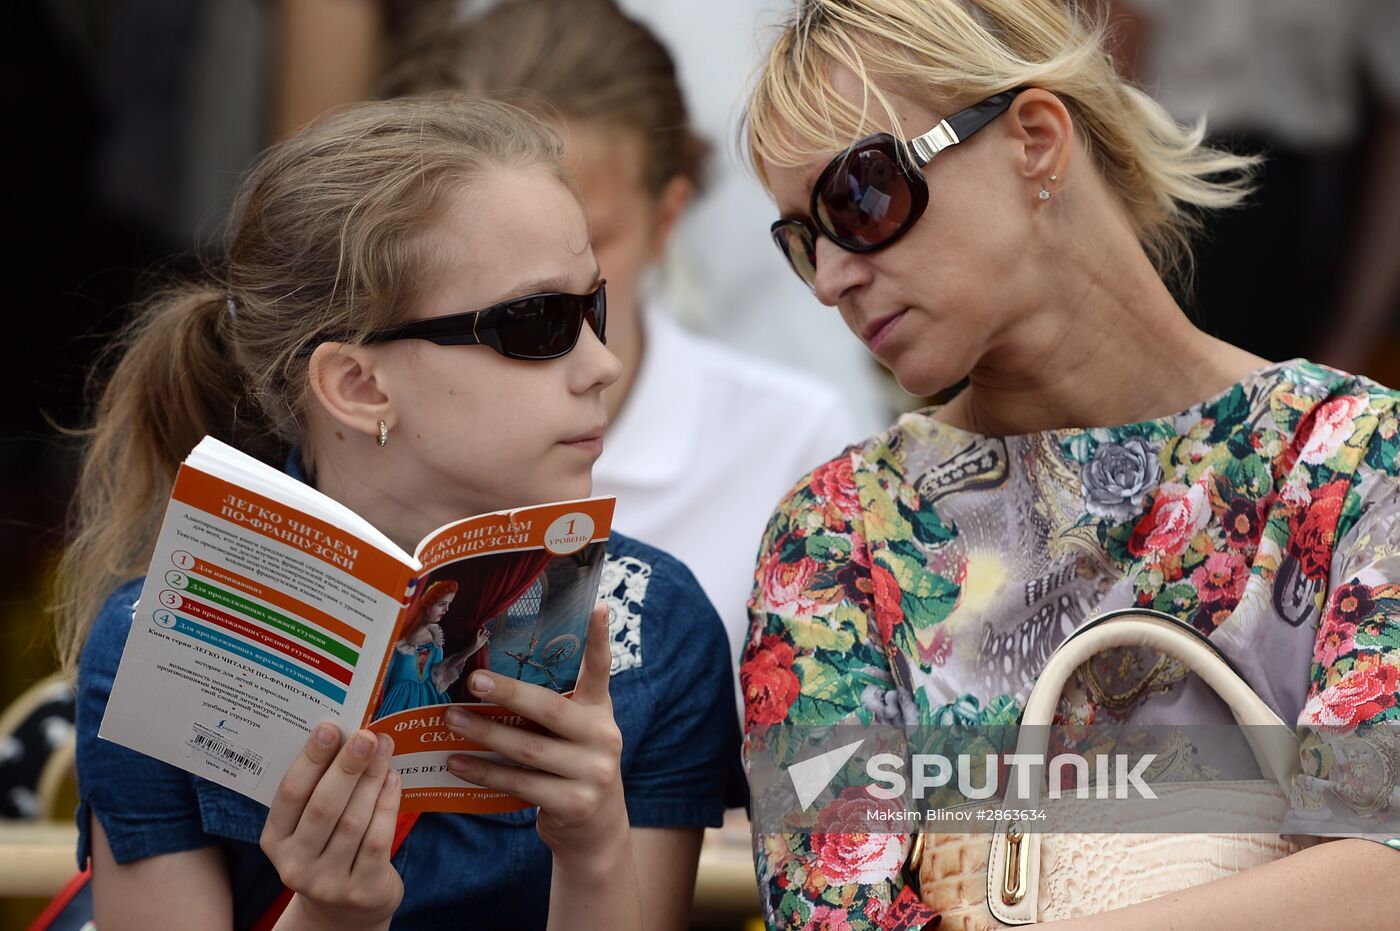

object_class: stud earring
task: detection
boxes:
[376,420,388,448]
[1039,173,1058,201]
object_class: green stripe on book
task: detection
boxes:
[182,577,360,667]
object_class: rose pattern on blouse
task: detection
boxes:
[1082,436,1163,520]
[743,361,1400,930]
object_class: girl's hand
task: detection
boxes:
[443,605,628,860]
[261,725,404,930]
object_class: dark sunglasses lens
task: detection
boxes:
[773,224,818,288]
[587,287,607,345]
[499,296,583,358]
[813,137,916,248]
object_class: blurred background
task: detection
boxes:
[2,1,1397,928]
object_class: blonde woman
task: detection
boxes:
[740,1,1400,929]
[60,96,738,930]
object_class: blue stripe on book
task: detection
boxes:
[168,615,349,704]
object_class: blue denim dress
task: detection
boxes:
[75,528,746,929]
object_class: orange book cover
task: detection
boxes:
[100,436,614,814]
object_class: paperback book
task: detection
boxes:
[99,436,614,813]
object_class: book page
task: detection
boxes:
[364,497,615,814]
[99,464,415,805]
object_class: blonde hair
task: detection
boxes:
[745,0,1257,279]
[54,94,567,675]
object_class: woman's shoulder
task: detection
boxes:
[1259,360,1400,471]
[1239,358,1398,414]
[763,423,914,532]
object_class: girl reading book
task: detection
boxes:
[385,0,869,673]
[55,95,740,931]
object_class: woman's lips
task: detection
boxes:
[863,309,908,354]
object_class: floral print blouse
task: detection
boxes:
[741,361,1400,930]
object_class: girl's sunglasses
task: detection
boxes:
[358,280,607,360]
[770,90,1022,290]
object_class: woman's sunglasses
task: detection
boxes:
[770,90,1022,290]
[357,280,607,360]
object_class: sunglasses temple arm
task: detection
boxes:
[948,89,1023,141]
[910,89,1024,165]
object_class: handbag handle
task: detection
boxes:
[982,608,1302,925]
[1010,607,1300,798]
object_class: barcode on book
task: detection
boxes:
[186,722,266,781]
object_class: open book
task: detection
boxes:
[99,436,615,814]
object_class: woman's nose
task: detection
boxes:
[811,236,870,306]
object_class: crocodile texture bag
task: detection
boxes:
[911,608,1307,929]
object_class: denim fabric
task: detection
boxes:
[75,531,745,930]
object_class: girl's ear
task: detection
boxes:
[307,342,395,439]
[645,174,694,262]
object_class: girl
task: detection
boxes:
[385,0,867,670]
[739,1,1400,929]
[58,95,739,930]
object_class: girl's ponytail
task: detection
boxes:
[54,283,274,674]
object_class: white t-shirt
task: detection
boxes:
[593,313,866,671]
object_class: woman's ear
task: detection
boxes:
[1004,88,1074,188]
[307,342,395,439]
[644,174,694,263]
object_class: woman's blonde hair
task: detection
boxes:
[745,0,1257,279]
[54,94,567,675]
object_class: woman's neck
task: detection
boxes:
[939,213,1268,438]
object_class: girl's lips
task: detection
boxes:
[864,309,908,354]
[560,435,604,457]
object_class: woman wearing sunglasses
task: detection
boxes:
[56,95,739,930]
[742,1,1400,929]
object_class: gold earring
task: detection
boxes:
[376,420,388,448]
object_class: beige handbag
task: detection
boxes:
[911,608,1308,929]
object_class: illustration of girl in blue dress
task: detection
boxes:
[374,580,489,718]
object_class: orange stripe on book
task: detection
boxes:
[172,465,409,599]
